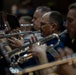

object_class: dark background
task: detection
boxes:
[0,0,76,15]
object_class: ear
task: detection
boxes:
[51,23,58,31]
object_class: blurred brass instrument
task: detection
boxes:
[0,29,67,74]
[0,30,40,63]
[6,29,67,65]
[0,30,40,38]
[15,53,76,75]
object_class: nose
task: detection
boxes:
[32,18,34,23]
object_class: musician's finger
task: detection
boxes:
[7,38,15,43]
[40,44,47,50]
[28,50,40,57]
[10,43,17,47]
[31,36,35,43]
[28,37,32,43]
[54,49,61,60]
[33,34,38,41]
[10,29,16,33]
[18,36,24,40]
[57,48,65,58]
[31,35,37,43]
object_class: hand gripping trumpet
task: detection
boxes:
[5,29,67,66]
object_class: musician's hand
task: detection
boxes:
[55,47,76,75]
[7,37,24,49]
[28,44,47,57]
[28,34,38,44]
[54,47,73,60]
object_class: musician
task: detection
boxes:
[8,10,65,67]
[25,11,65,75]
[5,14,24,49]
[54,2,76,75]
[45,2,76,75]
[5,7,65,74]
[7,6,51,49]
[18,6,52,68]
[7,3,76,75]
[30,45,76,75]
[64,2,76,53]
[32,6,51,31]
[55,47,76,75]
[23,6,51,43]
[39,11,65,62]
[36,2,76,74]
[30,3,76,75]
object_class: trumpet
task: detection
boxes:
[6,29,67,65]
[0,31,40,38]
[9,29,67,54]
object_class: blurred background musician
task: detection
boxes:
[5,14,24,49]
[7,6,51,49]
[19,15,32,31]
[0,11,10,75]
[32,6,51,31]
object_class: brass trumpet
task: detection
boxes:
[0,31,40,38]
[7,29,67,65]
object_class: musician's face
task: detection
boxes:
[40,12,54,37]
[32,9,42,31]
[65,9,76,39]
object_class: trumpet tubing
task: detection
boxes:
[8,30,67,65]
[15,33,60,64]
[0,30,67,67]
[17,53,33,64]
[0,31,40,38]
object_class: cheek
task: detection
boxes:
[71,26,76,35]
[69,23,76,38]
[35,20,40,26]
[42,26,52,36]
[70,23,76,31]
